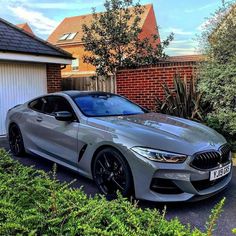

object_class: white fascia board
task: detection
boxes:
[0,52,72,65]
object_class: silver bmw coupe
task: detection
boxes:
[6,91,232,202]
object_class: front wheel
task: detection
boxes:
[92,147,133,198]
[8,124,25,156]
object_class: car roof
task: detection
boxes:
[61,90,115,98]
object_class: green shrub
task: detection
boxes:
[0,149,224,235]
[197,2,236,150]
[156,74,204,121]
[205,198,225,236]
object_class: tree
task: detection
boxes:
[197,1,236,146]
[82,0,173,77]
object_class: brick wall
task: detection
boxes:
[117,61,197,110]
[46,64,62,93]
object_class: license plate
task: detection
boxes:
[210,163,231,181]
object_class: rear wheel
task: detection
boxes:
[92,147,133,198]
[9,124,25,156]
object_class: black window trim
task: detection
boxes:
[28,95,79,122]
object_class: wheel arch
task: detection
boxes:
[8,122,19,133]
[8,121,25,156]
[90,145,135,189]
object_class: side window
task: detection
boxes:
[44,96,75,116]
[28,98,45,112]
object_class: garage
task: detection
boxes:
[0,18,73,136]
[0,63,47,134]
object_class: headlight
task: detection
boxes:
[131,147,187,163]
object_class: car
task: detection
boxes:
[6,91,233,202]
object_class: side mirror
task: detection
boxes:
[55,111,74,122]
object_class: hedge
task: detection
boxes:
[0,149,224,235]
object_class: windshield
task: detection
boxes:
[73,94,146,117]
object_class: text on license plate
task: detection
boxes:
[210,163,231,181]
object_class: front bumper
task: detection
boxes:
[127,151,233,202]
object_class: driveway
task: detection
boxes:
[0,137,235,236]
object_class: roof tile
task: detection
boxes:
[167,55,204,62]
[0,18,73,59]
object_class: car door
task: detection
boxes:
[24,96,48,152]
[27,95,85,166]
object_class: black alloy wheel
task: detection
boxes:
[9,124,25,156]
[93,147,133,198]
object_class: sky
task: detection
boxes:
[0,0,225,55]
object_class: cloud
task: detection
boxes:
[163,27,194,36]
[3,0,103,10]
[184,3,217,13]
[166,39,199,56]
[4,0,104,37]
[31,1,103,10]
[8,6,58,35]
[170,39,197,46]
[166,47,198,56]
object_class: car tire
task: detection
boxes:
[8,124,25,157]
[92,147,133,199]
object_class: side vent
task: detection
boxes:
[78,144,88,162]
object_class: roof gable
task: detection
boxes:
[48,4,154,46]
[0,18,72,59]
[16,23,34,35]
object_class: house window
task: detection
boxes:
[67,32,77,40]
[71,58,79,71]
[59,33,70,40]
[59,32,77,41]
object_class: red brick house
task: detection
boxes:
[48,4,160,78]
[0,18,73,135]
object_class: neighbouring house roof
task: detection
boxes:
[16,22,34,35]
[0,17,72,59]
[48,4,155,46]
[167,55,204,62]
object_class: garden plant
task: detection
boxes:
[0,149,226,235]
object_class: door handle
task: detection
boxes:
[36,117,43,122]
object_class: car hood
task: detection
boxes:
[88,113,226,155]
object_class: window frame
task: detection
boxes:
[59,32,77,41]
[71,58,79,71]
[67,32,77,40]
[28,95,79,122]
[28,97,45,113]
[59,33,70,41]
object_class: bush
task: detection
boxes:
[197,2,236,149]
[156,74,204,121]
[0,149,224,235]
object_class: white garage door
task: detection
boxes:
[0,62,47,135]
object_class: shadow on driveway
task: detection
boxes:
[0,137,235,236]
